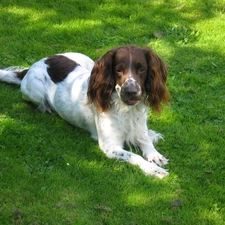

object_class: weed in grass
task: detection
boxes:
[164,25,200,45]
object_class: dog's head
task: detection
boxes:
[87,46,170,112]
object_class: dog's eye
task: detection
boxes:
[139,67,146,73]
[116,68,122,73]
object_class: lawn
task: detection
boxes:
[0,0,225,224]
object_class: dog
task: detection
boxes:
[0,46,170,178]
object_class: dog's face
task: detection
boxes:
[113,47,148,105]
[87,46,169,113]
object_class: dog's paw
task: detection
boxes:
[143,150,168,167]
[152,167,169,179]
[140,160,169,179]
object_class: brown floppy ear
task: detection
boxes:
[143,47,170,113]
[87,49,116,112]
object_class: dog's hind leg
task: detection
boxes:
[20,60,54,113]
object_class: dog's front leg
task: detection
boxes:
[104,146,168,178]
[138,129,169,167]
[95,115,168,178]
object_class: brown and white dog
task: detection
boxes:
[0,46,170,178]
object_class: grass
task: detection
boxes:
[0,0,225,224]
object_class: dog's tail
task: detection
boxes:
[0,67,29,85]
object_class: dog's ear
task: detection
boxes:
[87,49,117,112]
[143,47,170,113]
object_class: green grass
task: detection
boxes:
[0,0,225,224]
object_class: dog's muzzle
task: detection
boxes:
[116,78,142,105]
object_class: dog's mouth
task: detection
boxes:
[124,99,139,105]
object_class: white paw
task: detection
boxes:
[143,150,168,167]
[140,161,169,179]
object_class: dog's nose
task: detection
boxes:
[124,85,138,97]
[122,79,141,96]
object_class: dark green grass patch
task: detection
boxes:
[1,0,225,224]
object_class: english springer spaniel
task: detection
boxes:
[0,46,170,178]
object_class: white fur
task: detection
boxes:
[0,69,22,85]
[0,52,169,178]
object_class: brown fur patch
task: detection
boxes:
[45,55,79,83]
[16,69,29,80]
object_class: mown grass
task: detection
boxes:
[0,0,225,224]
